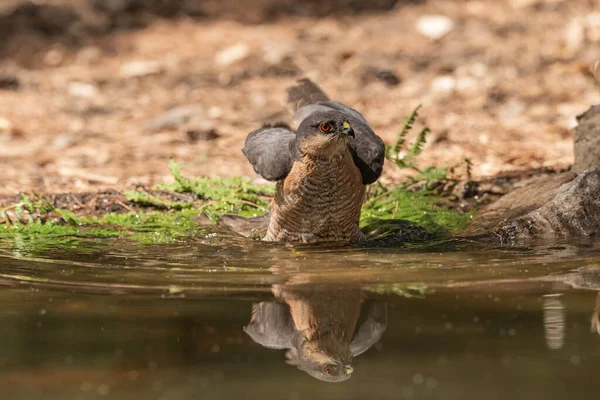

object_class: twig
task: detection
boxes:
[69,194,83,206]
[237,199,266,210]
[0,202,25,213]
[116,200,135,213]
[197,200,219,212]
[364,190,392,206]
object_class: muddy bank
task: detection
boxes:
[2,0,595,196]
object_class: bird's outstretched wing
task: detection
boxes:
[287,79,386,184]
[242,124,296,181]
[350,301,387,357]
[244,301,295,349]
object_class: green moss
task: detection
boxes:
[123,190,193,210]
[158,159,274,218]
[122,159,275,221]
[361,186,472,237]
[364,283,430,298]
[0,209,212,253]
[0,220,120,253]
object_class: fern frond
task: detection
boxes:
[392,104,422,155]
[407,127,430,159]
[464,157,473,182]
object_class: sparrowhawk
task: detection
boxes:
[242,79,385,243]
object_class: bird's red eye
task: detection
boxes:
[323,365,335,375]
[319,122,333,133]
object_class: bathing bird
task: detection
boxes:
[242,79,385,243]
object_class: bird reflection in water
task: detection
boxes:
[244,284,387,382]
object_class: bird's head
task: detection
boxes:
[286,332,354,383]
[296,110,354,158]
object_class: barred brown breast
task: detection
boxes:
[264,147,366,243]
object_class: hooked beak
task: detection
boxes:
[342,121,354,137]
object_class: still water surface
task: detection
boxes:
[1,233,599,399]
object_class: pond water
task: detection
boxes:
[1,233,600,400]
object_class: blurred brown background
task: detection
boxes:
[0,0,598,195]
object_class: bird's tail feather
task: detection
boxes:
[286,78,330,112]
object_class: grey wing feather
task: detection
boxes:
[242,125,296,181]
[287,79,385,184]
[244,301,295,350]
[350,301,388,357]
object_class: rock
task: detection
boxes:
[415,15,455,40]
[431,75,455,93]
[207,106,223,119]
[564,17,585,54]
[0,117,21,140]
[0,75,20,90]
[496,99,526,127]
[261,41,292,65]
[466,168,600,244]
[76,46,103,65]
[144,104,205,132]
[67,82,99,98]
[186,128,219,143]
[91,0,134,14]
[0,118,13,132]
[215,43,250,67]
[574,105,600,174]
[455,76,478,93]
[249,92,267,109]
[119,60,163,78]
[51,132,76,149]
[363,67,402,87]
[43,47,66,66]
